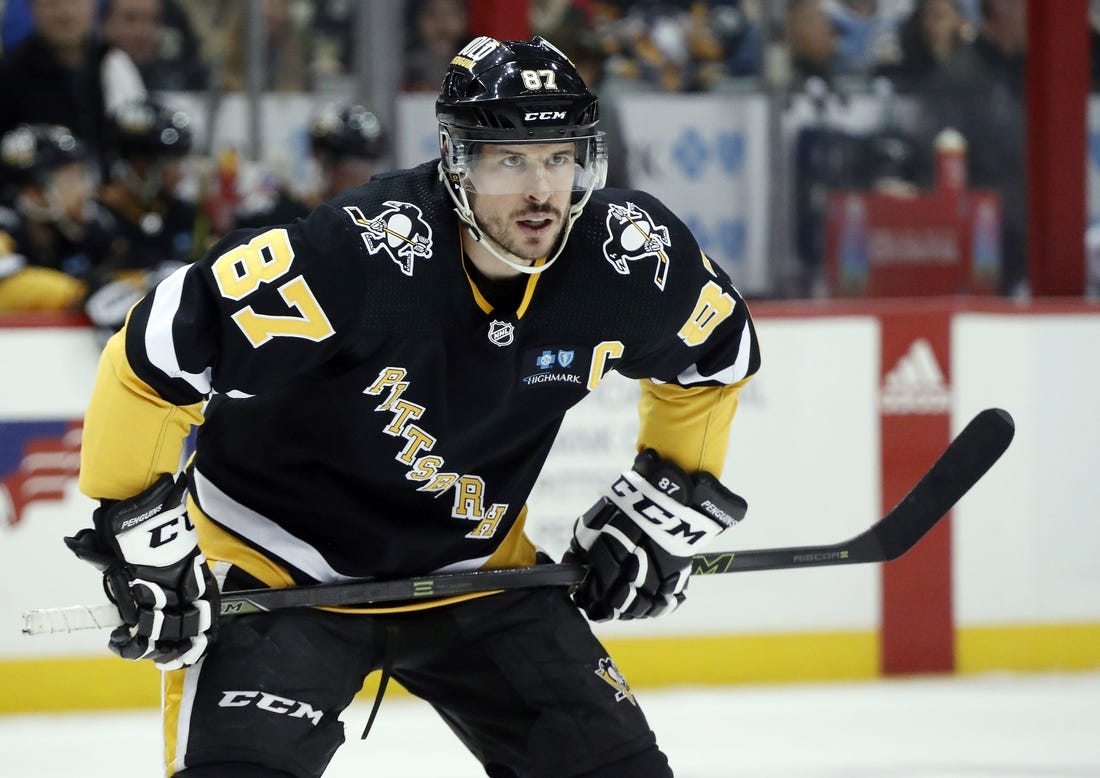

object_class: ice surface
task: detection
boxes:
[2,671,1098,777]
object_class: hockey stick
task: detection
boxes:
[23,408,1014,636]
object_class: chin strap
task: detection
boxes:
[438,162,596,276]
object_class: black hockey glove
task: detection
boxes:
[567,449,747,622]
[64,473,218,670]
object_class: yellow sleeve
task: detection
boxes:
[78,330,204,500]
[635,377,751,477]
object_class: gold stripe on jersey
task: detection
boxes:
[190,496,538,614]
[636,378,748,476]
[78,330,204,500]
[163,668,184,776]
[461,245,545,316]
[515,261,544,317]
[189,497,299,589]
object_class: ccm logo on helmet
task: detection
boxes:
[524,111,567,122]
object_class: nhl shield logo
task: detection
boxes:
[344,201,433,276]
[488,320,515,347]
[603,202,672,290]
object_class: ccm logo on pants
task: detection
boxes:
[218,691,324,725]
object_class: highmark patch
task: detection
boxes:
[520,346,583,387]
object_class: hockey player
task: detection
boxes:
[0,123,113,311]
[84,97,199,333]
[66,36,761,777]
[234,102,388,230]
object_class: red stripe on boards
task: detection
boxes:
[879,309,953,674]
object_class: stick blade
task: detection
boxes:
[875,407,1015,561]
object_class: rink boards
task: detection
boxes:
[1,299,1098,713]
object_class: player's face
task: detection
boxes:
[46,162,95,222]
[468,143,574,261]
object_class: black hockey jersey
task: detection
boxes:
[78,161,761,598]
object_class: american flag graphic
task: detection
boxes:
[0,420,83,527]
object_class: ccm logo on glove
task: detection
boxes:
[608,475,711,547]
[567,449,747,621]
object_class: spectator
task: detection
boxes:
[712,0,765,79]
[918,0,1027,295]
[824,0,883,76]
[235,103,388,230]
[570,2,763,92]
[219,0,315,92]
[310,0,357,85]
[530,0,590,37]
[101,0,208,91]
[404,0,469,92]
[549,26,632,188]
[786,0,840,87]
[875,0,973,93]
[171,0,231,87]
[597,3,710,92]
[0,123,114,312]
[0,0,146,178]
[84,97,198,333]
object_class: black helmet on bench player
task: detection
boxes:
[108,98,193,159]
[0,124,95,231]
[0,124,87,189]
[309,103,387,163]
[435,36,608,273]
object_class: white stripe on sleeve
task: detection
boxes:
[144,264,213,395]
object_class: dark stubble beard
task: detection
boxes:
[472,199,565,262]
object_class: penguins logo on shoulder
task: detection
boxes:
[602,202,672,290]
[344,201,434,276]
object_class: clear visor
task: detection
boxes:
[446,133,607,196]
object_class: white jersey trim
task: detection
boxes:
[145,265,213,395]
[170,653,203,774]
[192,467,358,583]
[675,319,754,386]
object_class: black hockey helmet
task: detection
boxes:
[0,124,88,188]
[107,98,193,158]
[309,103,387,161]
[436,35,600,143]
[435,36,607,274]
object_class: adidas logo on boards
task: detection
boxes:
[881,338,951,414]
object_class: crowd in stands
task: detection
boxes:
[0,0,1080,308]
[0,1,1044,98]
[0,0,391,331]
